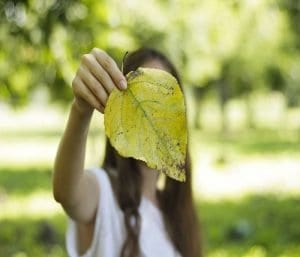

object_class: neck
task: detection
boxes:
[138,161,159,206]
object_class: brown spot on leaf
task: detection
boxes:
[176,162,185,171]
[126,68,143,82]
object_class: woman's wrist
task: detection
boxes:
[72,98,94,118]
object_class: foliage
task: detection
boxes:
[1,0,300,108]
[104,68,187,181]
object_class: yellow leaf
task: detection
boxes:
[104,67,187,182]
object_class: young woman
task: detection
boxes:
[53,47,202,257]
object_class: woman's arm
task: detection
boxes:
[53,101,96,223]
[53,48,127,224]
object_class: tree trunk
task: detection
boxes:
[192,87,203,130]
[245,93,255,129]
[217,80,229,135]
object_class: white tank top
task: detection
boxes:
[66,167,182,257]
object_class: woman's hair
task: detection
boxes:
[102,48,202,257]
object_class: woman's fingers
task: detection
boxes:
[91,48,127,90]
[72,48,126,114]
[72,76,104,113]
[78,65,108,106]
[81,54,115,94]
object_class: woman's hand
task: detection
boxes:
[72,48,127,114]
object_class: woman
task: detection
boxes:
[53,47,202,257]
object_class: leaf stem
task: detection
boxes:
[121,51,129,74]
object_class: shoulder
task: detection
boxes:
[87,167,119,210]
[86,167,112,187]
[66,167,124,256]
[87,166,116,181]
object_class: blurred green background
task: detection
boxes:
[1,0,300,256]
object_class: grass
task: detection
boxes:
[0,167,52,196]
[190,129,300,157]
[0,165,67,256]
[199,195,300,256]
[1,175,300,257]
[1,102,300,256]
[0,215,67,257]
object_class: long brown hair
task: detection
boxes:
[102,48,202,257]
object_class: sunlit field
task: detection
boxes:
[1,92,300,257]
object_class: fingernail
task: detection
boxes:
[119,79,127,90]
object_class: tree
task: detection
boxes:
[0,0,298,118]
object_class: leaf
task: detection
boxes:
[104,67,187,182]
